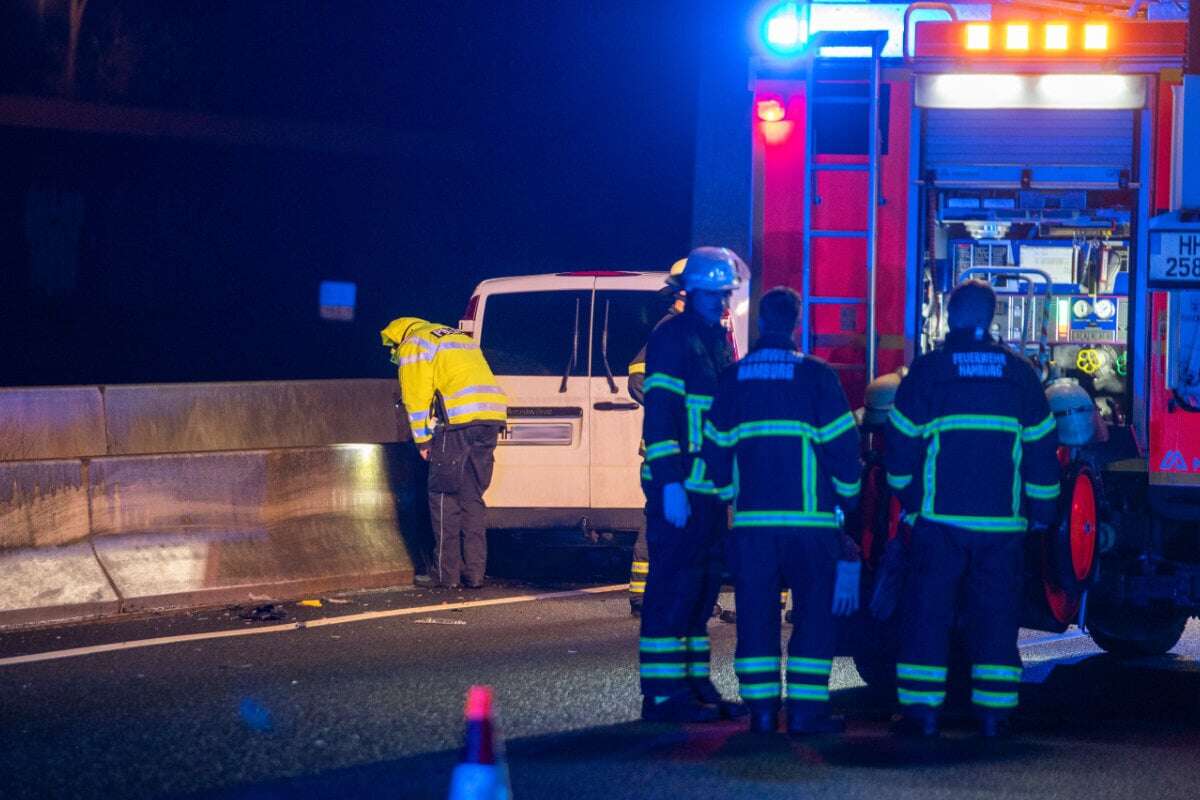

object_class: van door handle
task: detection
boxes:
[593,401,640,411]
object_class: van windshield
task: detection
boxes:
[480,290,591,377]
[592,289,673,377]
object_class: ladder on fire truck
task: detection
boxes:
[800,30,889,382]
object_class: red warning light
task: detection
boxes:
[756,97,787,122]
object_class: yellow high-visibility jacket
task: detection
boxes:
[381,317,507,445]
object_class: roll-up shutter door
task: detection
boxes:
[923,109,1135,187]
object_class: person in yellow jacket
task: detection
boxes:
[381,317,508,589]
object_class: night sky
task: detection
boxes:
[0,1,752,384]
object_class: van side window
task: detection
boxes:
[480,290,591,377]
[591,290,672,377]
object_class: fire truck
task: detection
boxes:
[738,0,1200,675]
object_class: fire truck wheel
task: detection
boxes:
[1088,608,1188,657]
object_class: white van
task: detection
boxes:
[460,268,751,534]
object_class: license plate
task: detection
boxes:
[499,423,573,445]
[1150,232,1200,287]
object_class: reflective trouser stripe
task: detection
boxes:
[787,683,830,702]
[898,688,946,707]
[686,636,711,681]
[740,682,782,701]
[971,664,1021,682]
[639,637,685,654]
[629,559,649,596]
[640,663,687,679]
[735,656,781,673]
[897,663,948,683]
[972,689,1018,709]
[787,657,833,676]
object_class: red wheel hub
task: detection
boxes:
[1069,472,1097,583]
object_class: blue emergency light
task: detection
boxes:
[761,2,810,56]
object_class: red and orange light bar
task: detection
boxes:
[914,19,1186,59]
[963,21,1109,53]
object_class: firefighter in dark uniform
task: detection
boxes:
[638,247,746,723]
[626,259,686,617]
[885,280,1059,737]
[703,287,863,734]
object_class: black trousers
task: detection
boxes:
[733,528,839,713]
[896,519,1024,717]
[638,494,726,700]
[427,425,499,588]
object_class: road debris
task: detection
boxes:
[238,604,286,622]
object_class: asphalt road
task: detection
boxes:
[2,574,1199,800]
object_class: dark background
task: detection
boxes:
[0,1,752,385]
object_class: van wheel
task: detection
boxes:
[1088,607,1188,657]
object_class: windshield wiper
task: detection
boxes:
[559,297,580,393]
[599,300,618,394]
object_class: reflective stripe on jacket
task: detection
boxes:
[884,330,1059,533]
[641,309,734,494]
[393,319,507,444]
[702,335,862,528]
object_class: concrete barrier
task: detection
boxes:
[0,387,106,461]
[104,380,403,454]
[0,380,422,629]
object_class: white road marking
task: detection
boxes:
[0,584,629,668]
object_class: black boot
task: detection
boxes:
[787,711,846,736]
[641,693,721,723]
[692,681,749,719]
[629,597,643,618]
[749,708,779,734]
[891,708,940,738]
[978,712,1013,738]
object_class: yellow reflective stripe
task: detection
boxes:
[704,420,735,448]
[889,407,922,437]
[920,512,1028,532]
[816,412,856,442]
[927,414,1020,434]
[971,664,1022,682]
[887,472,913,490]
[628,362,646,375]
[1011,418,1023,517]
[1022,413,1056,442]
[832,475,861,498]
[684,459,718,494]
[802,438,817,511]
[733,510,839,528]
[644,373,685,396]
[645,440,682,461]
[972,689,1018,708]
[898,688,946,707]
[1025,481,1060,501]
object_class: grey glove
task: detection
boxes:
[831,560,861,616]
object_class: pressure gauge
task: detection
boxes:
[1072,299,1092,318]
[1094,298,1117,320]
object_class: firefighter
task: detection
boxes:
[626,258,686,617]
[638,247,745,723]
[884,280,1059,737]
[381,317,508,590]
[703,287,863,735]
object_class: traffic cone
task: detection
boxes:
[447,685,512,800]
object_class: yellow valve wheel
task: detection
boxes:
[1076,348,1102,374]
